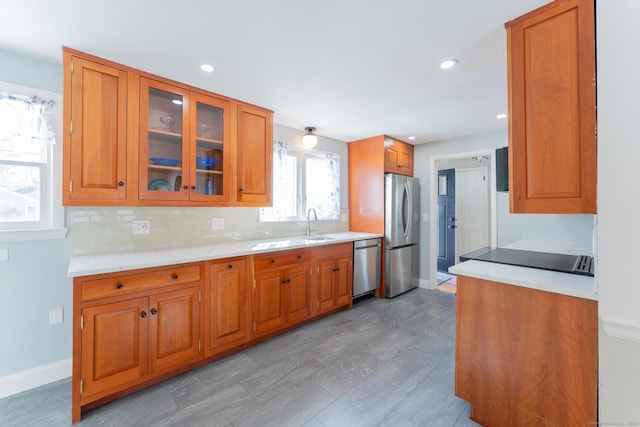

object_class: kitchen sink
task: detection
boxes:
[304,236,336,242]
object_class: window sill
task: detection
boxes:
[0,228,68,242]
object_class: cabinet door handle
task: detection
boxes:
[150,308,157,316]
[118,181,125,187]
[227,264,233,269]
[140,311,147,318]
[115,283,123,289]
[172,274,178,280]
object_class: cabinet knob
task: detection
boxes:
[270,259,275,264]
[150,308,157,316]
[140,311,147,318]
[183,185,189,190]
[227,264,233,269]
[239,188,244,193]
[191,185,196,190]
[286,279,291,283]
[172,274,178,280]
[282,279,287,284]
[118,181,125,187]
[297,255,302,259]
[115,283,123,289]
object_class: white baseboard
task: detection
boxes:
[0,358,71,399]
[602,314,640,344]
[419,278,431,289]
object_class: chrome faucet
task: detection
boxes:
[306,208,318,237]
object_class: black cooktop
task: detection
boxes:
[459,247,594,277]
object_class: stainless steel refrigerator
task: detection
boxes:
[384,173,420,298]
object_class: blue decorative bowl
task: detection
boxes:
[196,157,217,169]
[150,157,179,167]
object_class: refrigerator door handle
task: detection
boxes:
[403,180,412,240]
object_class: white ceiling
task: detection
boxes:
[2,0,549,144]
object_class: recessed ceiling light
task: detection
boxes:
[408,136,416,140]
[200,64,214,73]
[440,59,458,70]
[497,113,507,119]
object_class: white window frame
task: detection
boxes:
[260,144,340,222]
[0,81,66,242]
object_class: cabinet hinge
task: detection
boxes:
[70,121,73,134]
[198,290,201,302]
[80,314,84,330]
[253,322,256,332]
[79,379,83,394]
[198,340,201,352]
[70,60,74,73]
[317,266,320,274]
[253,280,256,289]
[69,181,73,193]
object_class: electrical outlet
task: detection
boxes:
[0,248,8,262]
[422,214,429,223]
[211,218,224,230]
[49,307,64,325]
[132,220,151,235]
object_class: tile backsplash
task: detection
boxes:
[69,207,349,256]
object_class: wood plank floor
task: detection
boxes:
[0,289,479,427]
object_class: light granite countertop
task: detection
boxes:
[68,231,382,278]
[449,240,597,301]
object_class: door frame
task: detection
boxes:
[428,149,498,290]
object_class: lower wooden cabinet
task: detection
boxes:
[72,242,354,423]
[73,263,203,423]
[455,275,597,427]
[252,249,312,336]
[79,286,201,394]
[317,243,353,314]
[206,258,249,354]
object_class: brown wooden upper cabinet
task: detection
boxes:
[63,52,129,205]
[62,47,273,207]
[234,103,273,206]
[138,78,231,204]
[505,0,596,213]
[384,137,414,176]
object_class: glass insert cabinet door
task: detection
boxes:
[139,78,229,202]
[189,92,229,201]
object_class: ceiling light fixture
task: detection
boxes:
[302,127,318,148]
[440,59,458,70]
[408,136,416,140]
[496,113,507,119]
[200,64,214,73]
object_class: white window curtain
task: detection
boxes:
[0,92,56,146]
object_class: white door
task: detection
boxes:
[455,168,489,263]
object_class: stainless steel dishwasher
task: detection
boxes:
[353,238,382,297]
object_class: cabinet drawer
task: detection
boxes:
[318,242,353,259]
[81,265,201,301]
[254,249,311,271]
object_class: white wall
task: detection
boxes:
[414,129,595,285]
[0,51,73,395]
[596,1,640,421]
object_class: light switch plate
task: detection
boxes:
[422,214,429,223]
[211,218,224,230]
[132,220,151,235]
[0,248,8,262]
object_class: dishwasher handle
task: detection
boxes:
[354,238,382,250]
